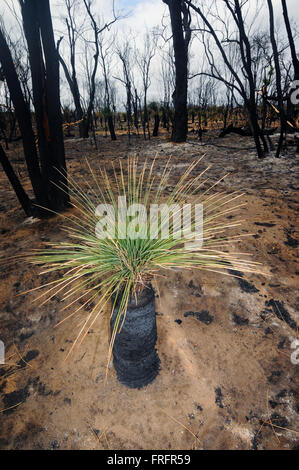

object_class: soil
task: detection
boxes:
[0,129,298,450]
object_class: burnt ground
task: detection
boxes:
[0,129,298,450]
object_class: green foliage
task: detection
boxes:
[27,156,260,368]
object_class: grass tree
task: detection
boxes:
[26,156,260,388]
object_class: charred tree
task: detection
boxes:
[281,0,298,136]
[57,38,85,138]
[184,0,265,158]
[99,36,117,141]
[0,143,33,217]
[153,112,160,137]
[56,0,86,137]
[20,0,69,211]
[137,31,156,140]
[267,0,287,158]
[163,0,191,143]
[0,25,46,210]
[281,0,299,81]
[115,43,134,141]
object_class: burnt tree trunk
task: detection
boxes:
[267,0,287,158]
[153,112,160,137]
[111,285,160,389]
[233,0,265,158]
[57,38,86,138]
[0,143,33,217]
[20,0,69,211]
[0,27,46,207]
[281,0,299,133]
[163,0,191,143]
[107,115,117,141]
[281,0,299,81]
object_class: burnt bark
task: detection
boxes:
[153,112,160,137]
[233,0,265,158]
[281,0,299,81]
[163,0,191,142]
[281,0,298,134]
[184,0,265,158]
[57,37,86,138]
[267,0,287,158]
[219,123,276,138]
[0,143,33,217]
[107,115,116,141]
[111,285,160,389]
[0,27,46,206]
[20,0,69,211]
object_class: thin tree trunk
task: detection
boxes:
[108,115,116,141]
[0,143,33,217]
[267,0,286,158]
[0,26,46,206]
[153,112,160,137]
[57,41,86,138]
[281,0,299,81]
[165,0,189,142]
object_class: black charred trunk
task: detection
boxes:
[0,26,46,206]
[0,143,33,217]
[111,285,160,389]
[20,0,69,211]
[153,113,160,137]
[219,123,277,138]
[281,0,299,82]
[108,114,117,141]
[164,0,190,143]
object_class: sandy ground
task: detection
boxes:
[0,130,298,450]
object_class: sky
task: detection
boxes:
[1,0,299,34]
[0,0,299,107]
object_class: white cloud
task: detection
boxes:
[119,0,167,33]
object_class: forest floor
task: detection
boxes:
[0,129,298,450]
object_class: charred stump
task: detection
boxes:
[111,284,160,389]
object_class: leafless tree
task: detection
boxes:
[115,41,134,140]
[57,0,86,137]
[136,30,157,140]
[159,41,175,130]
[184,0,267,158]
[57,0,121,138]
[0,0,69,215]
[267,0,287,157]
[163,0,192,142]
[281,0,299,82]
[98,33,116,140]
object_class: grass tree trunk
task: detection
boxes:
[111,285,160,389]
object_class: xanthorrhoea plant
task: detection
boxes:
[26,155,260,386]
